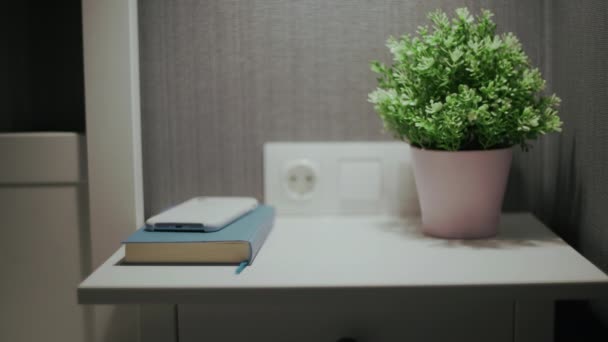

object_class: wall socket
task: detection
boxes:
[283,159,319,200]
[264,142,419,216]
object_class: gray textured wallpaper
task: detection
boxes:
[138,0,545,216]
[138,0,608,331]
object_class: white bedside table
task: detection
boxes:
[79,214,608,342]
[79,143,608,342]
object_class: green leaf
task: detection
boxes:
[370,61,384,74]
[450,48,464,63]
[489,35,501,50]
[426,101,443,114]
[455,8,473,24]
[416,56,435,71]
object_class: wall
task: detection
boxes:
[138,0,608,336]
[541,0,608,329]
[82,1,144,342]
[138,0,545,216]
[0,1,85,133]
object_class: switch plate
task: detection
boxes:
[339,159,381,201]
[264,142,419,215]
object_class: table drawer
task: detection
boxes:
[178,299,512,342]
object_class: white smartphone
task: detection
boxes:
[145,197,259,232]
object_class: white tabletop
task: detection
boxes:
[78,213,608,304]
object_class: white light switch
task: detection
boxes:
[339,159,382,201]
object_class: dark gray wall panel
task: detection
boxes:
[0,2,31,131]
[0,1,85,133]
[139,0,544,216]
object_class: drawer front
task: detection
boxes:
[178,299,512,342]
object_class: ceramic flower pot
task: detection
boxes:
[410,145,513,239]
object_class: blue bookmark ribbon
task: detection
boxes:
[235,261,248,274]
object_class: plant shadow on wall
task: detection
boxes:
[549,136,585,248]
[367,8,563,239]
[377,217,563,250]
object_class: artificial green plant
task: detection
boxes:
[369,8,562,151]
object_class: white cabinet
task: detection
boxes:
[0,133,90,342]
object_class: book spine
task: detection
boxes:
[248,207,275,265]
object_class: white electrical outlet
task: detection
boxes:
[283,159,318,200]
[264,142,420,215]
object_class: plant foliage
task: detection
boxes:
[369,8,562,151]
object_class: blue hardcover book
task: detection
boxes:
[123,205,275,265]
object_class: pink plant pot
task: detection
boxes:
[410,145,513,239]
